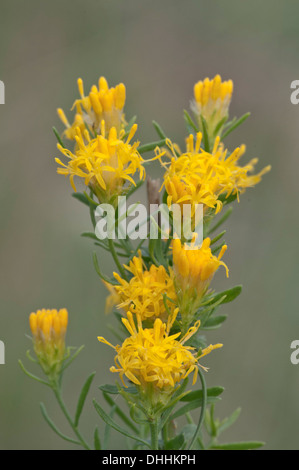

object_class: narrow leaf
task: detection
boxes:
[206,286,242,306]
[74,372,96,427]
[180,387,224,403]
[98,384,137,395]
[200,115,210,152]
[222,112,250,139]
[72,192,90,207]
[209,207,233,234]
[138,139,166,154]
[52,126,64,147]
[218,407,241,435]
[18,360,50,387]
[103,393,139,433]
[93,399,150,448]
[152,120,167,139]
[183,110,199,134]
[211,441,264,450]
[202,315,227,329]
[40,403,80,446]
[170,397,221,420]
[94,427,101,450]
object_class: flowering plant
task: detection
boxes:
[20,75,270,450]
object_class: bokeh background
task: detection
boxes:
[1,0,299,450]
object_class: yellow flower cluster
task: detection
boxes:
[98,311,222,396]
[163,132,271,216]
[58,76,126,138]
[192,75,233,138]
[172,237,228,326]
[29,308,68,378]
[56,122,145,204]
[110,253,176,322]
[193,75,233,120]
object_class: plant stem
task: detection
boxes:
[53,385,91,450]
[150,419,159,450]
[108,238,128,280]
[188,367,207,450]
[186,412,205,450]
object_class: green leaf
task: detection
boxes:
[202,315,227,329]
[183,110,199,134]
[213,116,228,136]
[103,393,139,433]
[52,126,64,147]
[211,441,264,450]
[138,139,166,154]
[200,115,210,152]
[71,192,91,207]
[218,407,241,435]
[94,427,101,450]
[170,396,221,420]
[93,399,150,448]
[103,404,116,450]
[206,286,242,307]
[18,360,50,387]
[165,433,185,450]
[222,112,250,139]
[159,378,189,430]
[218,192,238,205]
[61,345,85,372]
[180,387,224,403]
[152,120,167,139]
[81,232,100,241]
[209,207,233,234]
[92,252,119,285]
[98,384,137,395]
[210,231,226,246]
[74,372,96,427]
[40,403,80,446]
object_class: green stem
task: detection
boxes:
[186,412,205,450]
[53,385,91,450]
[188,367,207,450]
[108,238,128,280]
[150,419,159,450]
[162,423,168,449]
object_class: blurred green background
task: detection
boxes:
[1,0,299,450]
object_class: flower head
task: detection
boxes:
[29,308,68,379]
[110,252,177,322]
[192,75,233,137]
[98,311,222,399]
[56,122,145,204]
[58,77,126,139]
[172,236,228,326]
[162,132,271,216]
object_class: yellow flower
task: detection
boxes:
[192,75,233,137]
[172,237,228,327]
[110,252,177,322]
[98,311,222,398]
[57,109,85,141]
[162,132,271,216]
[55,122,145,204]
[29,308,68,379]
[58,76,126,139]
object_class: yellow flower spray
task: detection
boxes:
[20,75,269,451]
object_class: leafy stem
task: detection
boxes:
[108,238,128,280]
[52,382,91,450]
